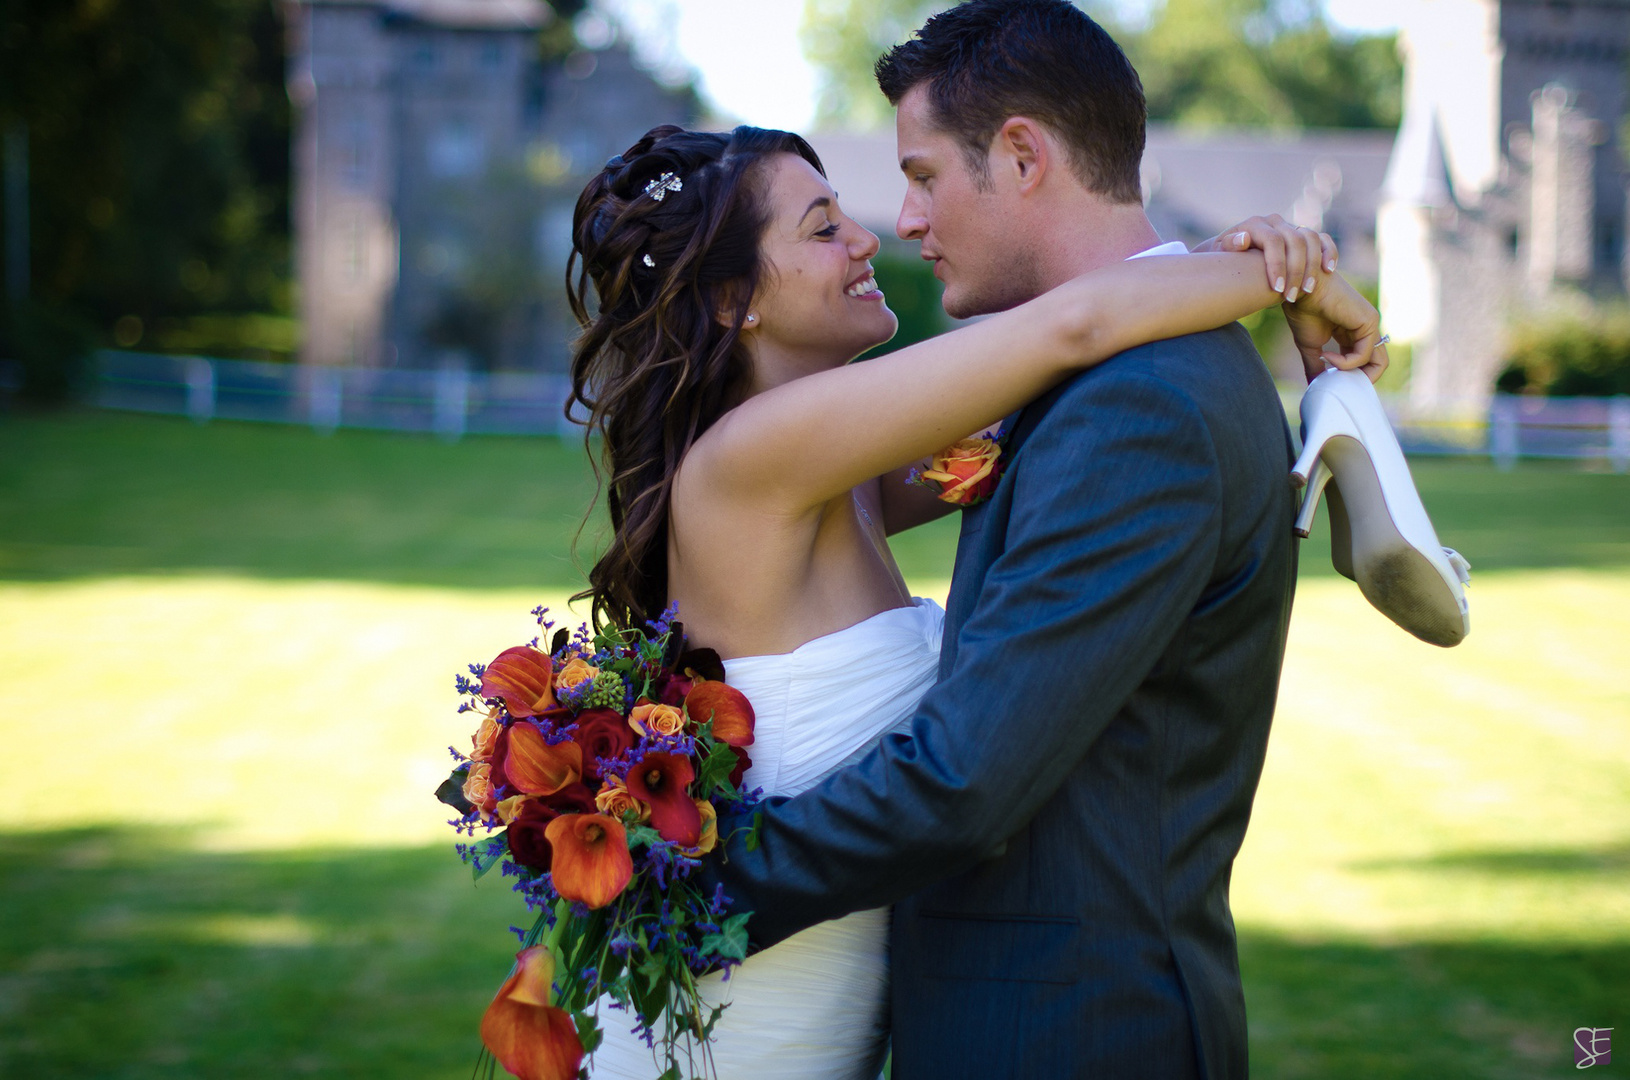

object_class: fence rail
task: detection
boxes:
[10,351,1629,471]
[89,350,580,439]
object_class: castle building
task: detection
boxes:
[1379,0,1630,408]
[284,0,694,371]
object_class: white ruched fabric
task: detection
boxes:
[586,598,945,1080]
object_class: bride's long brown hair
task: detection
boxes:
[567,125,826,629]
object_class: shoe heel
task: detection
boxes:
[1294,456,1332,538]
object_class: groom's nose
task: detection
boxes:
[896,193,928,242]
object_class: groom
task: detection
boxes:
[699,2,1375,1075]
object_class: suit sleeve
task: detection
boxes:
[699,368,1224,948]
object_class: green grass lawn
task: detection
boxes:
[2,411,1627,1079]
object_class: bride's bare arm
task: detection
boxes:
[683,251,1374,515]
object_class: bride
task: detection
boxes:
[564,123,1376,1078]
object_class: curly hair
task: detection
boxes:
[566,124,826,630]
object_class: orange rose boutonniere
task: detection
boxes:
[910,426,1008,506]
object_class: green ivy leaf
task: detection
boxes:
[461,832,508,881]
[434,764,472,813]
[701,911,751,962]
[693,739,740,797]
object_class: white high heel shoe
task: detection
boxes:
[1293,368,1471,647]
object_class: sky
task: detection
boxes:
[593,0,1419,132]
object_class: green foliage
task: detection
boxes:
[802,0,950,131]
[0,298,96,404]
[799,0,1401,132]
[1498,309,1630,396]
[0,0,294,353]
[1129,0,1402,130]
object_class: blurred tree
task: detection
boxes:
[0,0,294,367]
[802,0,949,131]
[1131,0,1401,130]
[800,0,1400,132]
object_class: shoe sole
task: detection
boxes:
[1320,434,1468,648]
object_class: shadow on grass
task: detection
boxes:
[4,413,1630,590]
[2,825,1623,1080]
[1351,842,1630,876]
[0,825,523,1080]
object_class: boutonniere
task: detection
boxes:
[908,425,1009,506]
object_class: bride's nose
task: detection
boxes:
[849,223,881,260]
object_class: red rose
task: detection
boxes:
[505,783,597,870]
[570,708,636,780]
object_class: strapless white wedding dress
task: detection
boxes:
[587,598,945,1080]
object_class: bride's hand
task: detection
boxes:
[1194,214,1337,304]
[1286,271,1389,384]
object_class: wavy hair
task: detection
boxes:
[566,124,825,629]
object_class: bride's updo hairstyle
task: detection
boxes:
[567,124,826,629]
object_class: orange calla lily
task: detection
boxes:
[479,946,583,1080]
[684,681,755,748]
[482,647,559,718]
[624,752,702,846]
[545,813,634,909]
[504,724,583,796]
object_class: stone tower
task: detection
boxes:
[1377,0,1630,408]
[285,0,696,371]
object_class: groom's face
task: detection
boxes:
[894,85,1042,320]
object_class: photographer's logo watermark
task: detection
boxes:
[1576,1028,1613,1069]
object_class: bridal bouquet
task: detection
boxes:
[434,606,760,1080]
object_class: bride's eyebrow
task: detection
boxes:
[797,196,833,226]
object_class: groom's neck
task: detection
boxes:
[1025,198,1164,296]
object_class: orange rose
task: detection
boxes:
[594,775,651,823]
[470,710,502,763]
[495,793,536,825]
[921,437,1002,505]
[463,762,498,817]
[553,658,599,692]
[680,799,718,857]
[629,701,685,738]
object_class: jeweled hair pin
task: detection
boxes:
[644,172,682,202]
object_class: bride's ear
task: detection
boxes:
[713,284,758,333]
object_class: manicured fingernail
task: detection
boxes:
[1285,287,1299,303]
[1303,277,1316,294]
[1325,259,1336,272]
[1274,277,1286,293]
[1235,232,1249,246]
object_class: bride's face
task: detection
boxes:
[745,154,898,368]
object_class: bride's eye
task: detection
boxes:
[814,222,840,238]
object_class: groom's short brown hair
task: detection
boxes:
[875,0,1146,204]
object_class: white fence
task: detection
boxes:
[89,350,580,440]
[18,351,1630,470]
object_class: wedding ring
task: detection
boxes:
[1377,334,1391,347]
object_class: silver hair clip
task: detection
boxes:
[642,254,656,268]
[644,172,682,202]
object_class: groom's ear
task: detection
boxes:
[994,117,1050,194]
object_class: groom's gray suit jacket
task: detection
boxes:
[701,324,1297,1079]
